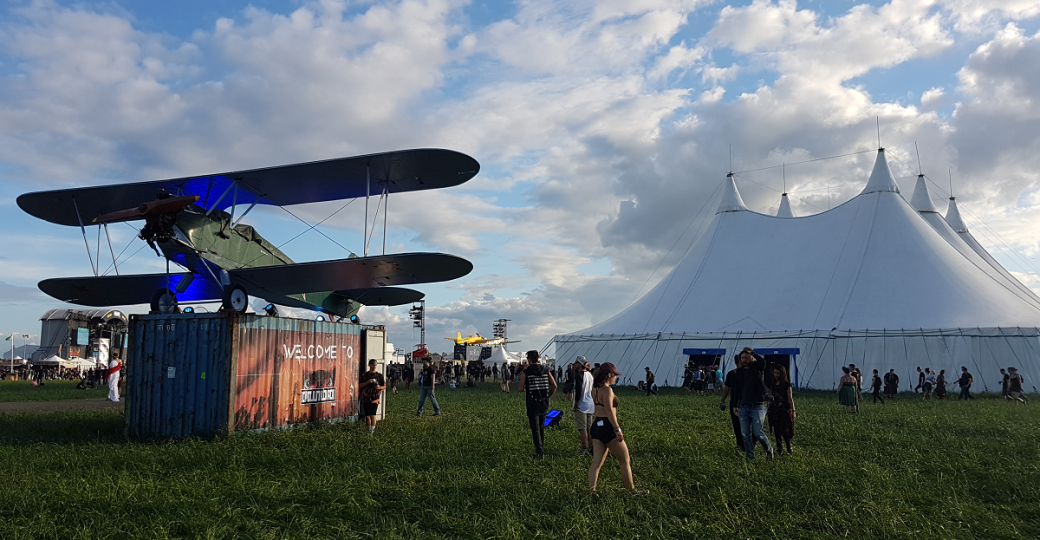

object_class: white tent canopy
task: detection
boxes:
[489,345,520,365]
[555,150,1040,390]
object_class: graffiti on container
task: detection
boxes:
[233,326,359,432]
[300,369,337,404]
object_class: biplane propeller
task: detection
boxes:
[18,148,479,318]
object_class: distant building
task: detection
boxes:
[32,309,128,364]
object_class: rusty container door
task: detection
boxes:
[229,316,361,432]
[125,314,233,439]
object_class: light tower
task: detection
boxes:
[409,300,425,356]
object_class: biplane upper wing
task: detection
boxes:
[18,149,479,226]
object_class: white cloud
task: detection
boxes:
[5,0,1040,353]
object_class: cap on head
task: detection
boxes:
[369,359,377,366]
[601,362,622,376]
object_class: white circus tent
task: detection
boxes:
[554,149,1040,390]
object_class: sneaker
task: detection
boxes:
[767,450,775,461]
[433,412,441,416]
[416,412,422,416]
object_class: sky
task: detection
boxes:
[3,0,1040,359]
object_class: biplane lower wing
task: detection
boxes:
[39,272,222,307]
[227,253,473,296]
[332,287,425,306]
[37,253,468,309]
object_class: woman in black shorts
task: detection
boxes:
[588,362,645,494]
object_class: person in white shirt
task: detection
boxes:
[572,356,595,456]
[107,354,122,402]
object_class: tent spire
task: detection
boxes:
[945,196,968,233]
[776,193,794,217]
[717,173,748,214]
[910,174,937,213]
[860,148,900,195]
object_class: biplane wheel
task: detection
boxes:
[222,285,249,313]
[150,289,178,314]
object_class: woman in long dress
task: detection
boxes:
[838,366,858,413]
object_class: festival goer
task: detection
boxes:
[1000,368,1010,399]
[935,369,947,399]
[719,355,745,452]
[518,350,557,459]
[588,362,645,494]
[870,369,885,404]
[714,365,724,395]
[360,359,386,435]
[572,356,595,456]
[957,366,974,400]
[1006,367,1026,404]
[107,354,122,402]
[849,363,863,399]
[501,363,512,393]
[681,363,694,392]
[404,360,415,390]
[416,358,441,416]
[838,366,858,413]
[923,368,935,400]
[767,365,796,455]
[914,366,924,394]
[735,347,774,460]
[644,367,658,396]
[883,369,899,398]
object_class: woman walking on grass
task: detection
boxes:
[767,365,796,455]
[588,362,646,495]
[838,367,858,413]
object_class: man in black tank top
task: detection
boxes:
[518,350,557,459]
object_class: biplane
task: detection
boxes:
[17,149,479,318]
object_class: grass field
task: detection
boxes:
[0,383,1037,539]
[0,380,108,402]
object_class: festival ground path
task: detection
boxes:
[0,398,123,414]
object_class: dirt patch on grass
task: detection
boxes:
[0,398,123,414]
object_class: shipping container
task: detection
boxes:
[125,313,386,439]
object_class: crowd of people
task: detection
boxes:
[366,349,1029,495]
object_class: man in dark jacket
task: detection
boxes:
[719,354,745,451]
[957,366,973,400]
[734,347,774,460]
[518,350,557,459]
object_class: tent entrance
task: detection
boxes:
[754,348,801,388]
[682,348,725,368]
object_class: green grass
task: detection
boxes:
[0,385,1037,539]
[0,380,108,402]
